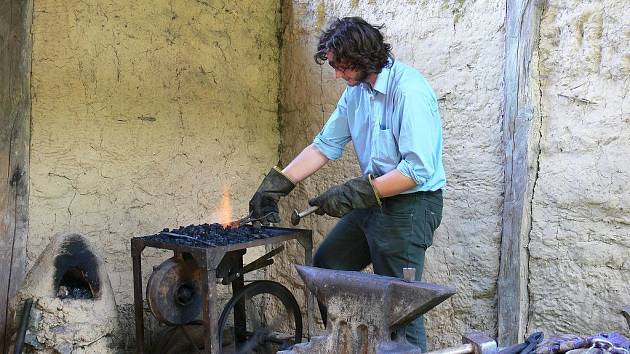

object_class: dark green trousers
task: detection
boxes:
[313,189,443,351]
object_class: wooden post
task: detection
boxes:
[498,0,544,346]
[0,0,32,352]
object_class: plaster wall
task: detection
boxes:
[21,0,630,349]
[275,0,506,348]
[27,0,281,347]
[528,1,630,335]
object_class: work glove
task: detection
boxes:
[308,175,381,218]
[249,167,296,224]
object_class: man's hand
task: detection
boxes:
[249,167,296,224]
[308,175,381,218]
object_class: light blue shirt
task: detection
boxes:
[313,59,446,193]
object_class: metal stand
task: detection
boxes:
[131,227,312,354]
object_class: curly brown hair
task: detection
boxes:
[314,17,392,75]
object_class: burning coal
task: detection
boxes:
[54,236,100,299]
[156,223,290,248]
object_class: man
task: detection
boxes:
[249,17,445,350]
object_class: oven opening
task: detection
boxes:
[57,267,94,299]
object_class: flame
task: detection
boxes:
[213,185,234,227]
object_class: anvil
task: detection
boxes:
[281,265,456,354]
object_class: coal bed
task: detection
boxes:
[143,223,294,248]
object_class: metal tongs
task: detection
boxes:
[226,211,274,228]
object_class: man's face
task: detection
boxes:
[325,52,367,86]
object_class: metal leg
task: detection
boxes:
[131,240,145,354]
[297,231,314,341]
[296,232,313,267]
[200,250,223,354]
[231,252,247,347]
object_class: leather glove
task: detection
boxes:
[249,167,296,224]
[308,175,381,218]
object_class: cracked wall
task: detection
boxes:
[528,1,630,335]
[273,0,506,348]
[22,0,630,349]
[27,0,281,348]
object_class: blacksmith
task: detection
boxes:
[249,16,445,350]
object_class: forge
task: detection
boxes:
[15,233,119,354]
[131,223,313,354]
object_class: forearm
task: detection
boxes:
[282,144,329,183]
[372,169,417,198]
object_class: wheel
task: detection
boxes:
[146,257,203,325]
[218,280,303,353]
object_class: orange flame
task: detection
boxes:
[213,185,233,227]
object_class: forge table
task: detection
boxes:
[131,226,313,354]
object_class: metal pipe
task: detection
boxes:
[160,232,215,247]
[424,343,475,354]
[402,267,416,282]
[14,298,33,354]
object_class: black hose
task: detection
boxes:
[14,298,33,354]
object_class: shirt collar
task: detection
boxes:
[372,58,394,95]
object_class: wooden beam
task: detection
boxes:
[498,0,544,346]
[0,0,32,352]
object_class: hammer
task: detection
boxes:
[290,205,319,226]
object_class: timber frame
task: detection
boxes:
[498,0,544,346]
[0,0,32,352]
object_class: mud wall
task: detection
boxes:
[528,1,630,335]
[275,0,630,348]
[27,0,281,347]
[22,0,630,349]
[275,0,506,348]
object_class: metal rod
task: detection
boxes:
[425,343,474,354]
[241,245,284,275]
[14,298,33,354]
[232,252,247,346]
[160,232,216,247]
[131,241,145,354]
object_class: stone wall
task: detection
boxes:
[275,0,506,348]
[27,0,281,348]
[528,1,630,335]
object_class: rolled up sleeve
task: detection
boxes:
[313,90,351,160]
[395,91,441,187]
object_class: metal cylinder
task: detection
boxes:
[403,267,416,282]
[425,343,475,354]
[14,298,33,354]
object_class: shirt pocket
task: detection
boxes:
[371,127,400,174]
